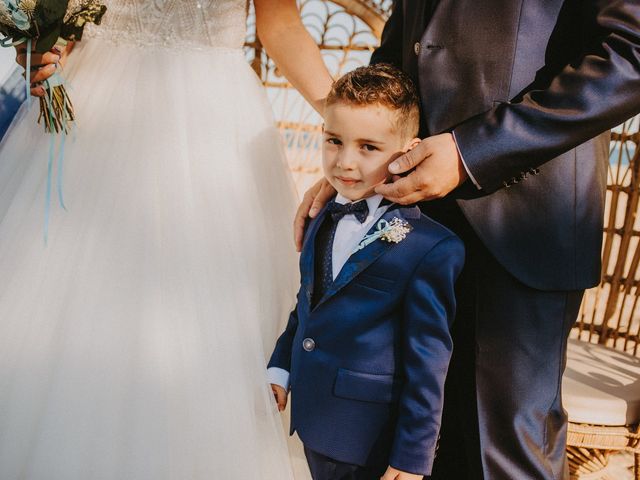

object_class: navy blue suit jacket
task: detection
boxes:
[268,203,465,475]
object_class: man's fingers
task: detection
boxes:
[293,210,307,252]
[293,178,335,252]
[385,191,428,205]
[375,174,419,200]
[310,180,335,217]
[293,185,319,251]
[379,467,398,480]
[388,140,429,174]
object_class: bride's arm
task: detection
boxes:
[254,0,333,114]
[15,41,74,97]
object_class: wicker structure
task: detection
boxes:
[244,0,391,193]
[567,117,640,480]
[245,3,640,479]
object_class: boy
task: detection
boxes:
[268,64,465,480]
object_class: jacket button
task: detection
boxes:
[302,338,316,352]
[414,42,421,55]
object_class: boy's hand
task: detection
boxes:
[270,384,288,411]
[380,466,423,480]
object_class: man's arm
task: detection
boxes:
[377,0,640,202]
[454,0,640,193]
[389,235,464,476]
[370,0,404,67]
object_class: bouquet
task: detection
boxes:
[0,0,106,133]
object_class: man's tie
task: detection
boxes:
[313,200,369,307]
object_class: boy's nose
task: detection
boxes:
[336,152,357,170]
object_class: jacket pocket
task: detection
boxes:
[353,273,395,293]
[333,368,398,404]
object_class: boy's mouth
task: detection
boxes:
[335,176,360,186]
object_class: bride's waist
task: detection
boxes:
[84,28,245,53]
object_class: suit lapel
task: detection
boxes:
[299,204,330,312]
[314,205,421,310]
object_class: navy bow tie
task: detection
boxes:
[326,200,369,224]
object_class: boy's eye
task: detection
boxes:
[326,138,342,145]
[362,144,378,151]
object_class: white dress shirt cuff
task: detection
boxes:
[452,131,481,190]
[267,367,290,391]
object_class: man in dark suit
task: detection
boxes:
[295,1,640,478]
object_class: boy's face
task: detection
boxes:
[322,102,419,202]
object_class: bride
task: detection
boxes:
[0,0,332,478]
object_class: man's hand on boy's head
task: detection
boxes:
[380,466,424,480]
[270,384,288,412]
[375,133,467,204]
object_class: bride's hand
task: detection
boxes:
[293,177,336,252]
[14,42,73,97]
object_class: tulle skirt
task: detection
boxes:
[0,39,302,479]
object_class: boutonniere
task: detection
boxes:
[353,217,412,253]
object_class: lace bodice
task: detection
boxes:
[82,0,247,49]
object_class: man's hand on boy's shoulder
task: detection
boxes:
[293,177,336,252]
[270,384,288,412]
[380,465,424,480]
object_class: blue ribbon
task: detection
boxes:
[1,36,70,242]
[25,38,30,107]
[40,73,70,243]
[42,80,56,243]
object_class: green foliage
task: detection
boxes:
[33,0,69,51]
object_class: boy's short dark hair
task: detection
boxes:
[325,63,420,139]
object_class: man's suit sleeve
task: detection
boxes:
[267,296,299,372]
[453,0,640,193]
[389,234,465,476]
[370,0,403,67]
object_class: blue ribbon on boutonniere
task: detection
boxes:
[352,217,413,253]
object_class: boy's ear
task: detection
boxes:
[403,137,422,152]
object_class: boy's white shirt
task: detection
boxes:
[267,193,391,391]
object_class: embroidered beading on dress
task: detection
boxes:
[82,0,247,50]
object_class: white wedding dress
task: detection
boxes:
[0,1,303,478]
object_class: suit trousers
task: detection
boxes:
[304,446,392,480]
[422,199,584,480]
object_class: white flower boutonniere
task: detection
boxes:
[353,217,412,253]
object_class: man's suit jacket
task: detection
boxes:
[371,0,640,290]
[268,204,465,475]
